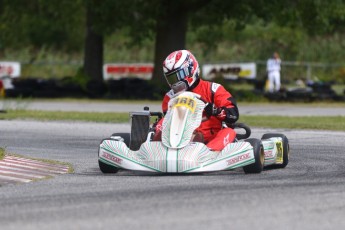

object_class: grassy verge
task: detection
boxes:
[239,115,345,131]
[0,109,344,131]
[0,148,5,160]
[0,110,129,123]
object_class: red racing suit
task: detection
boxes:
[155,79,239,151]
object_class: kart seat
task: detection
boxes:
[191,131,204,143]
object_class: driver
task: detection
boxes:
[153,50,239,151]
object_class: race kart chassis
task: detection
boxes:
[98,92,289,174]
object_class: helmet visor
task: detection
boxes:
[165,67,190,86]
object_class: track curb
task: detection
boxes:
[0,154,73,185]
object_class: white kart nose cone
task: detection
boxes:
[169,105,189,148]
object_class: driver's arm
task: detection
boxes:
[213,85,239,124]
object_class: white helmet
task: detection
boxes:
[163,50,200,93]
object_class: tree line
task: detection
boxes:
[1,0,345,88]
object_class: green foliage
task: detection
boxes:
[334,68,345,84]
[296,0,345,35]
[68,67,91,90]
[234,89,267,102]
[297,33,345,63]
[1,0,345,86]
[0,147,5,160]
[0,0,85,51]
[104,29,154,62]
[189,20,308,63]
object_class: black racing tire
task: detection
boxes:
[261,133,289,168]
[110,133,130,147]
[243,138,264,174]
[98,160,119,174]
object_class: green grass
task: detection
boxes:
[1,109,344,131]
[239,101,345,107]
[0,110,130,123]
[0,147,5,160]
[240,115,345,131]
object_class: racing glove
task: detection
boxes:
[204,103,222,117]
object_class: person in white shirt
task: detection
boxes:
[266,52,281,92]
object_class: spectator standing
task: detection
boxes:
[266,52,281,92]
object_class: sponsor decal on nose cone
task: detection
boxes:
[102,152,123,165]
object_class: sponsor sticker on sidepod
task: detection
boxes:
[226,152,250,166]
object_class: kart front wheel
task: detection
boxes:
[261,133,289,168]
[98,160,119,174]
[243,138,264,174]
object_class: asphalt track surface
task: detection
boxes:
[1,118,345,230]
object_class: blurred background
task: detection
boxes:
[0,0,345,102]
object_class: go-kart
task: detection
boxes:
[98,91,289,174]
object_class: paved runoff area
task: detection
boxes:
[0,155,70,185]
[0,100,343,186]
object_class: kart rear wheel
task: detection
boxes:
[261,133,289,168]
[98,160,119,174]
[243,138,264,174]
[110,133,130,147]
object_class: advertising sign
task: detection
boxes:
[0,61,21,89]
[103,63,153,80]
[0,62,21,78]
[202,62,256,80]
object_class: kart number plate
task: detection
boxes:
[173,96,197,113]
[276,141,283,164]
